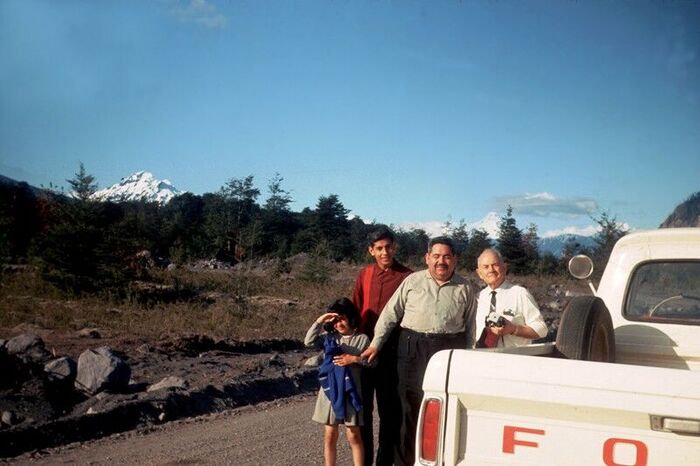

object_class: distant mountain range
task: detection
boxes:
[538,234,596,256]
[91,171,184,205]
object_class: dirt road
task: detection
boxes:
[7,395,364,465]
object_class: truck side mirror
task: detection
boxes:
[568,255,596,294]
[568,255,594,279]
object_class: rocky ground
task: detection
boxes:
[0,266,586,459]
[0,327,322,458]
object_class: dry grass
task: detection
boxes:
[0,262,587,342]
[0,261,358,342]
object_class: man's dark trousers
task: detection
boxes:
[394,329,466,466]
[361,332,401,466]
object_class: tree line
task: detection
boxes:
[0,165,626,295]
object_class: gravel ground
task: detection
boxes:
[5,395,367,465]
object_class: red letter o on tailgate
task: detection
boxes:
[603,438,648,466]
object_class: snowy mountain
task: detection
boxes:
[467,211,500,238]
[538,234,596,257]
[91,171,183,205]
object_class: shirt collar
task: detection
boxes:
[423,269,464,285]
[486,280,512,292]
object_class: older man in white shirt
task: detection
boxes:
[475,248,548,348]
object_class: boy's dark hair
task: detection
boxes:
[367,225,395,247]
[326,297,361,330]
[427,236,457,255]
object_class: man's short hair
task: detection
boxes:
[478,247,504,264]
[427,236,456,255]
[367,226,395,247]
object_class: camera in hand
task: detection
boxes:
[485,311,506,328]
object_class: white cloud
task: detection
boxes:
[495,192,598,218]
[396,221,445,238]
[542,225,599,238]
[166,0,227,29]
[543,222,632,238]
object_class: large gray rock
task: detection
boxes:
[6,333,51,363]
[1,410,21,426]
[147,376,188,392]
[44,356,77,383]
[6,333,43,355]
[75,347,131,395]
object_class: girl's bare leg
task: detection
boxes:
[345,426,364,466]
[324,424,339,466]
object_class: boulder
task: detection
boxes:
[1,410,20,426]
[75,347,131,395]
[6,333,43,355]
[303,353,323,367]
[77,328,102,339]
[147,376,189,392]
[44,356,77,384]
[6,333,51,363]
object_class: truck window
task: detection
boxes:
[625,261,700,325]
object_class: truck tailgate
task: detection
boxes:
[422,350,700,465]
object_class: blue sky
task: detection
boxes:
[1,0,698,238]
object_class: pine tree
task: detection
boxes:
[463,228,492,270]
[496,206,528,274]
[522,223,540,274]
[259,173,299,257]
[66,162,98,201]
[591,211,627,273]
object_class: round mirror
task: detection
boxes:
[568,254,594,279]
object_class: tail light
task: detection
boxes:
[419,397,443,464]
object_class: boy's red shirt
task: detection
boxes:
[352,261,412,339]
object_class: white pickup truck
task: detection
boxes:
[416,228,700,465]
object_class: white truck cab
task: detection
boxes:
[416,228,700,466]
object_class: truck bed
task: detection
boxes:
[421,349,700,465]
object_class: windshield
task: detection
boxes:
[625,261,700,325]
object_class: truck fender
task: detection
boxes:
[555,296,615,362]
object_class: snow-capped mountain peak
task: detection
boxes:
[92,171,183,205]
[468,211,501,239]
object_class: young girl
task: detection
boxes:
[304,297,369,466]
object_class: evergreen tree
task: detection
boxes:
[537,251,560,275]
[218,175,261,261]
[312,194,352,260]
[161,193,209,262]
[66,162,98,201]
[463,228,492,270]
[444,218,470,268]
[259,173,298,257]
[496,206,527,274]
[394,228,430,267]
[591,211,627,273]
[559,235,590,272]
[522,223,540,274]
[263,173,292,212]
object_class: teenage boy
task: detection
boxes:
[352,227,412,466]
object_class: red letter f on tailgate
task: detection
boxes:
[503,426,546,454]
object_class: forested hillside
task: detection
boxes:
[0,170,626,297]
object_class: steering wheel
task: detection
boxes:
[649,294,700,316]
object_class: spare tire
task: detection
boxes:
[555,296,615,362]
